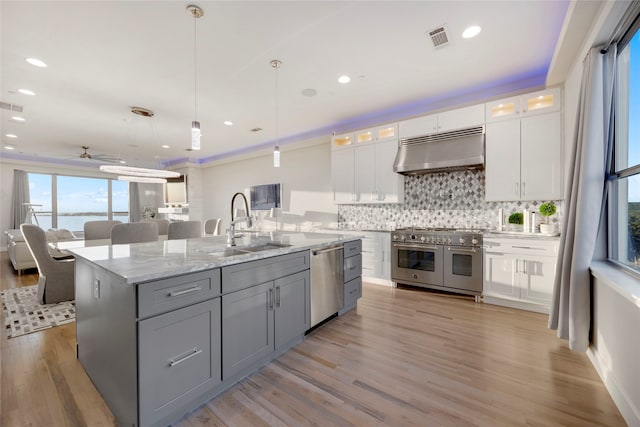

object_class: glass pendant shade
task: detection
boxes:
[191,120,201,150]
[273,146,280,167]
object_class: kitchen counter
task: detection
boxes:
[484,230,560,240]
[66,231,358,284]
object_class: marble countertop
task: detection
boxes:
[63,231,358,284]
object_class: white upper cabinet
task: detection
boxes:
[399,104,485,139]
[485,112,562,201]
[331,124,404,205]
[485,87,561,123]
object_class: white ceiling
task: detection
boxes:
[1,1,573,169]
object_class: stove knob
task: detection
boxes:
[459,237,465,245]
[447,238,452,244]
[400,235,406,241]
[471,238,478,245]
[393,234,398,241]
[420,236,426,242]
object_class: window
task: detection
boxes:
[610,21,640,272]
[27,173,129,232]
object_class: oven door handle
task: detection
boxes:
[447,246,477,253]
[393,243,439,250]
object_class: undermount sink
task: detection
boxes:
[198,242,291,258]
[239,242,291,252]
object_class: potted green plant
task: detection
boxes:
[507,212,524,232]
[539,202,557,234]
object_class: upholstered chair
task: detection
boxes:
[168,220,202,240]
[204,218,222,236]
[84,220,122,240]
[20,224,75,304]
[142,218,170,236]
[111,222,159,244]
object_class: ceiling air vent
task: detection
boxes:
[428,26,449,48]
[0,101,24,112]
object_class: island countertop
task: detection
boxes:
[65,231,359,284]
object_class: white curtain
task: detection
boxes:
[10,170,30,229]
[548,46,617,351]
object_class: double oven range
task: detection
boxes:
[391,227,483,298]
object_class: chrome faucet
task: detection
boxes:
[227,192,252,246]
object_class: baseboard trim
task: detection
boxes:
[587,347,640,427]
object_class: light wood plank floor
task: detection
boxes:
[1,253,626,426]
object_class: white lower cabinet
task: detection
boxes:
[483,237,559,313]
[338,230,391,284]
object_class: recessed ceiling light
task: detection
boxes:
[4,144,16,150]
[119,160,127,164]
[161,144,170,149]
[5,134,17,138]
[338,75,351,84]
[18,89,36,96]
[223,121,233,126]
[25,57,47,68]
[462,26,482,39]
[11,116,25,122]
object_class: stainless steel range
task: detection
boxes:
[391,227,483,297]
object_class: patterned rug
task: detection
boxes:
[1,285,75,338]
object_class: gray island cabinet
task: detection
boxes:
[70,232,358,427]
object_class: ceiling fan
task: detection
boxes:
[77,146,122,163]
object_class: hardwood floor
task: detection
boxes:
[1,253,626,427]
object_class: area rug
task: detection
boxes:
[1,285,75,338]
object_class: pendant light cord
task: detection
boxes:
[193,15,198,121]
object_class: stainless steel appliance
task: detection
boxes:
[391,227,483,297]
[393,126,485,175]
[310,244,344,327]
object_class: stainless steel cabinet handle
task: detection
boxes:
[276,286,281,308]
[312,246,343,255]
[522,182,526,195]
[168,286,202,297]
[514,182,519,195]
[269,288,274,310]
[393,243,438,250]
[512,246,543,250]
[514,259,519,273]
[522,259,528,274]
[169,347,202,367]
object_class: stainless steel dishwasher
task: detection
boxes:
[310,244,344,327]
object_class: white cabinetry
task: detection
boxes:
[338,230,391,284]
[483,237,559,313]
[485,111,562,201]
[485,87,561,122]
[331,125,404,204]
[399,104,485,138]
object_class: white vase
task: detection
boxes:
[540,224,555,234]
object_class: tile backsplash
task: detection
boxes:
[338,170,563,231]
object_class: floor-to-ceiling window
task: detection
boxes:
[26,172,129,232]
[610,18,640,273]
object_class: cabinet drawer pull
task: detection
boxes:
[276,286,281,308]
[512,246,543,250]
[168,286,202,297]
[169,347,202,367]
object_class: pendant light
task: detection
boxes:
[188,5,203,150]
[271,59,282,167]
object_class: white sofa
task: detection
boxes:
[5,228,78,274]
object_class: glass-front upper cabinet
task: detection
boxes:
[486,87,561,122]
[331,132,354,150]
[355,124,398,145]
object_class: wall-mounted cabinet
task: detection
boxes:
[331,125,404,204]
[485,87,561,123]
[485,112,562,201]
[398,104,485,139]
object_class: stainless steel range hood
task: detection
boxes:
[393,126,485,175]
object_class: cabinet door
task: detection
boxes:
[485,95,521,122]
[436,104,485,132]
[354,144,376,203]
[375,140,404,203]
[222,282,274,379]
[483,252,520,299]
[331,132,353,150]
[521,87,561,116]
[485,120,521,201]
[520,113,562,200]
[520,255,557,306]
[331,148,355,204]
[138,298,221,427]
[274,271,310,349]
[399,114,438,138]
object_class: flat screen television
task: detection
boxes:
[250,183,281,211]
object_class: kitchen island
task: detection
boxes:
[68,231,361,427]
